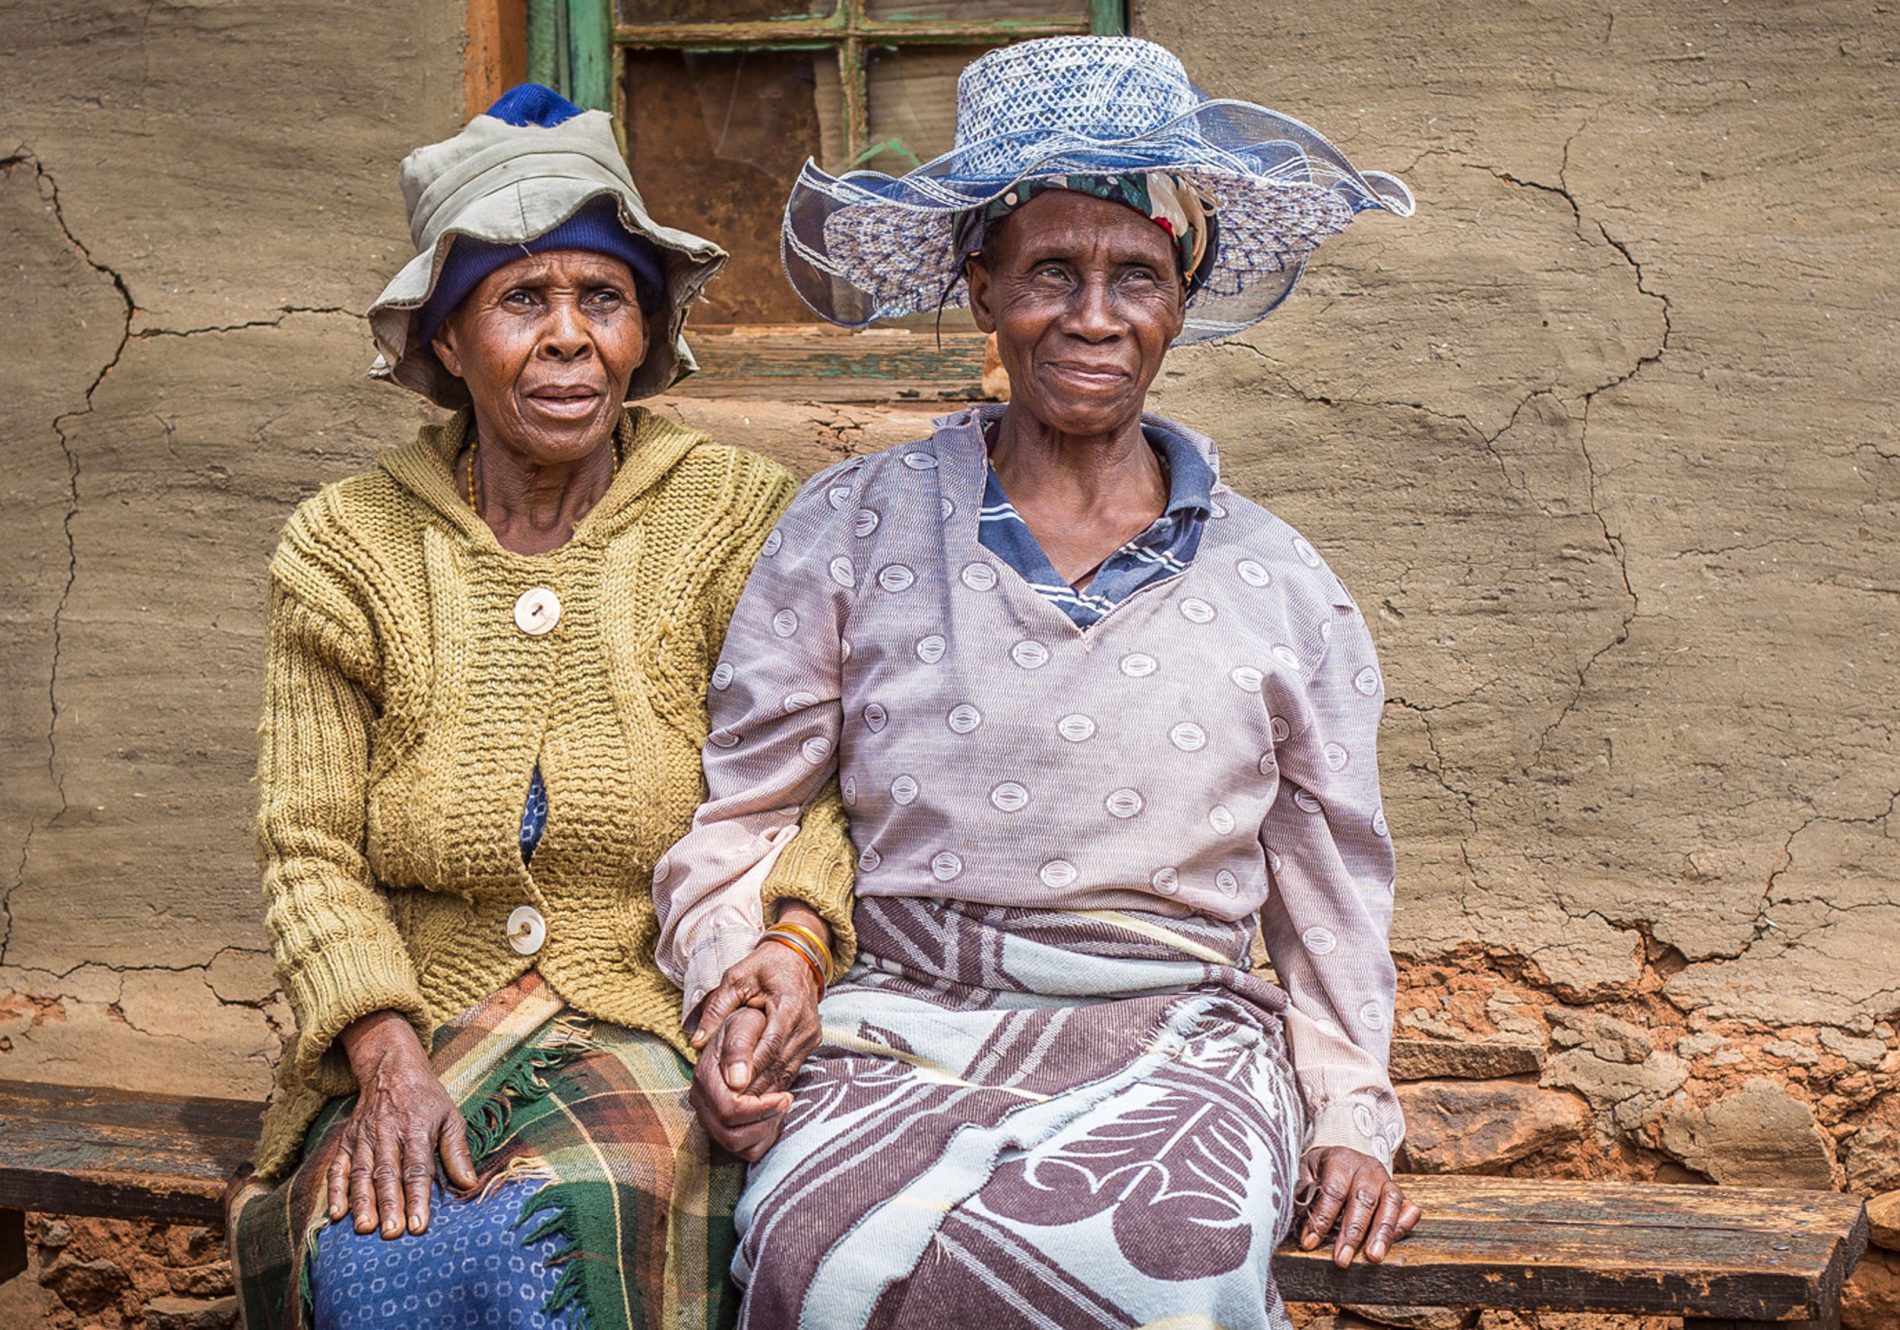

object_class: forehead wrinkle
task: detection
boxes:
[478,250,636,290]
[994,206,1175,270]
[1011,225,1172,266]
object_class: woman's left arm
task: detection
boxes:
[653,461,859,1020]
[711,466,858,975]
[654,461,867,1156]
[1258,601,1420,1266]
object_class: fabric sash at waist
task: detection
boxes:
[848,896,1288,1011]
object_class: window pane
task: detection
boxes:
[624,49,843,324]
[859,44,987,175]
[862,0,1086,19]
[617,0,835,25]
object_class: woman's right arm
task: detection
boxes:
[257,519,473,1233]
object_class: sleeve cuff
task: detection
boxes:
[760,811,857,980]
[282,939,432,1089]
[1302,1093,1406,1170]
[681,925,767,1026]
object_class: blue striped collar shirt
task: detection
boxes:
[977,422,1216,628]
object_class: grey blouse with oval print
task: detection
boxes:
[653,404,1405,1163]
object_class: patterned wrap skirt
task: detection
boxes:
[734,898,1305,1330]
[231,974,743,1330]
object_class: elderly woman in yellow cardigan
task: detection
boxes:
[228,85,853,1330]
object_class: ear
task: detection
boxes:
[430,319,464,380]
[965,256,998,335]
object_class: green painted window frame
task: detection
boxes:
[528,0,1130,397]
[531,0,1127,155]
[528,0,617,113]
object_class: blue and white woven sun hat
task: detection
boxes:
[780,36,1413,341]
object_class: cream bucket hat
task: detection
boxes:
[367,84,727,407]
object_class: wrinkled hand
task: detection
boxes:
[1299,1146,1422,1267]
[690,1007,795,1161]
[327,1010,478,1238]
[688,929,824,1160]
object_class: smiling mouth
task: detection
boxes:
[1045,363,1130,384]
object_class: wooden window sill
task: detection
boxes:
[674,325,990,402]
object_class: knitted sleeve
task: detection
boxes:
[1256,602,1405,1169]
[256,521,432,1091]
[653,458,864,1020]
[760,779,856,977]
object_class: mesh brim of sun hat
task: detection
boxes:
[368,104,727,408]
[781,39,1413,342]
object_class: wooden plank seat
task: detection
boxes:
[0,1079,1870,1326]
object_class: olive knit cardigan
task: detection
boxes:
[251,406,857,1180]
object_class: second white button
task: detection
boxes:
[506,905,547,956]
[514,587,561,636]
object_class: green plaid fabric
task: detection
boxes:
[231,974,742,1330]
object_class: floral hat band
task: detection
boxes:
[956,172,1218,294]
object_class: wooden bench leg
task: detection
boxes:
[0,1208,25,1284]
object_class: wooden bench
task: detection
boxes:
[0,1079,1870,1327]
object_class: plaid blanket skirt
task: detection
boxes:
[231,973,741,1330]
[733,898,1305,1330]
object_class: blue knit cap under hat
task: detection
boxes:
[413,87,666,346]
[367,83,726,407]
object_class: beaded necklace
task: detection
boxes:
[463,432,623,514]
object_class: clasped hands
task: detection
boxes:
[686,903,830,1161]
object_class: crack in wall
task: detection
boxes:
[133,305,355,339]
[1387,694,1484,909]
[0,157,351,973]
[1752,787,1900,949]
[1226,338,1547,497]
[1526,393,1641,776]
[1467,111,1674,780]
[1388,695,1480,833]
[3,948,289,1070]
[1,149,137,968]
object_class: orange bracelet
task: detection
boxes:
[770,920,834,978]
[761,932,826,991]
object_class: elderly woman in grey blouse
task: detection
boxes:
[655,37,1421,1330]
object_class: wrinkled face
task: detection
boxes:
[966,189,1186,437]
[431,249,650,465]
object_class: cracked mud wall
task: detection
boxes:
[0,0,1896,1308]
[1,0,466,1101]
[1138,0,1899,1203]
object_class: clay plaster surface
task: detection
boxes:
[1,0,461,1095]
[0,0,1895,1246]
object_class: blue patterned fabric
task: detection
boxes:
[520,767,549,863]
[310,1179,577,1330]
[978,421,1214,627]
